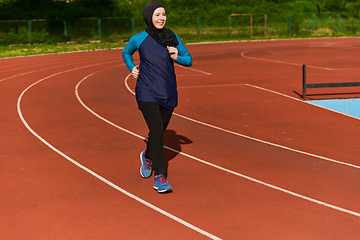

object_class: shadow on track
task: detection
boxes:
[164,129,193,176]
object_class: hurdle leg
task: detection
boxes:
[302,65,306,100]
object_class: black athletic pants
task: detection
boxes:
[137,101,173,176]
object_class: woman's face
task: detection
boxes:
[152,7,166,29]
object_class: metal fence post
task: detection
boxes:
[197,16,200,38]
[63,20,68,38]
[228,16,231,38]
[97,18,102,41]
[288,14,291,36]
[250,14,253,38]
[313,14,316,32]
[27,20,32,42]
[265,14,267,37]
[131,17,135,35]
[303,65,306,100]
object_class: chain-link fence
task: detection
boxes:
[0,12,359,45]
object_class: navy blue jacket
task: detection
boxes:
[122,31,192,109]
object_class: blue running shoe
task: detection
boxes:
[140,151,152,178]
[153,174,172,193]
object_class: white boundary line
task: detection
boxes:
[177,64,212,75]
[127,76,360,171]
[241,50,334,70]
[0,62,50,74]
[185,36,360,46]
[0,56,121,83]
[17,63,222,240]
[178,83,245,89]
[245,83,360,123]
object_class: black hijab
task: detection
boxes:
[143,1,178,47]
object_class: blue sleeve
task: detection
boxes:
[174,33,192,67]
[122,31,148,72]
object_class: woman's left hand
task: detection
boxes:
[167,46,178,60]
[132,65,139,79]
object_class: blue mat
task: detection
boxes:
[309,98,360,119]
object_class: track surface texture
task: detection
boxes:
[1,37,360,239]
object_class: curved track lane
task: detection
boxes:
[2,38,360,239]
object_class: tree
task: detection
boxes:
[346,0,360,12]
[322,0,347,12]
[69,0,122,18]
[0,0,125,20]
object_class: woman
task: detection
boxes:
[122,1,192,193]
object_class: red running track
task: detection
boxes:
[1,37,360,239]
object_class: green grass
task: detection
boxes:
[0,34,358,59]
[0,42,127,59]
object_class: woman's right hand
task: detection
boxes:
[132,65,139,79]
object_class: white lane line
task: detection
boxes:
[16,63,222,240]
[178,83,245,89]
[85,72,360,218]
[175,109,360,171]
[75,68,222,240]
[241,50,334,70]
[0,56,118,74]
[176,64,212,75]
[0,56,121,83]
[0,63,49,74]
[127,77,360,171]
[176,74,209,77]
[245,83,360,122]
